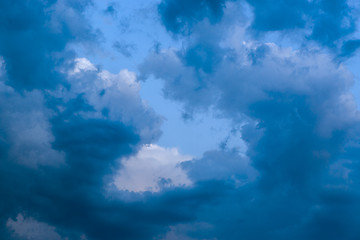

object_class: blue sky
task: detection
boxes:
[1,0,360,239]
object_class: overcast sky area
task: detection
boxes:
[2,0,360,239]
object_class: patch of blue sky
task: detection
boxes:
[140,76,246,157]
[74,0,178,72]
[70,0,240,157]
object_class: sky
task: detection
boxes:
[1,0,360,239]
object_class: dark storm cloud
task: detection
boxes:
[158,0,360,56]
[0,0,94,90]
[0,147,227,240]
[0,82,224,240]
[247,0,360,53]
[158,0,230,35]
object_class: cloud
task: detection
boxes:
[0,2,203,239]
[0,53,231,240]
[66,58,163,143]
[138,1,360,239]
[157,223,216,240]
[70,58,97,74]
[0,0,95,90]
[246,0,360,52]
[0,74,64,168]
[2,1,360,240]
[104,4,117,17]
[142,40,358,136]
[158,0,229,35]
[157,0,360,55]
[6,214,65,240]
[115,144,192,192]
[113,41,137,58]
[0,55,172,240]
[246,0,308,31]
[181,149,257,184]
[340,39,360,57]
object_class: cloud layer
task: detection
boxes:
[1,1,360,240]
[140,1,360,239]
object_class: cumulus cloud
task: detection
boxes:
[142,33,359,137]
[115,144,192,192]
[66,57,162,143]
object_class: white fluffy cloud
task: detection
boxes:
[65,57,162,144]
[114,144,193,192]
